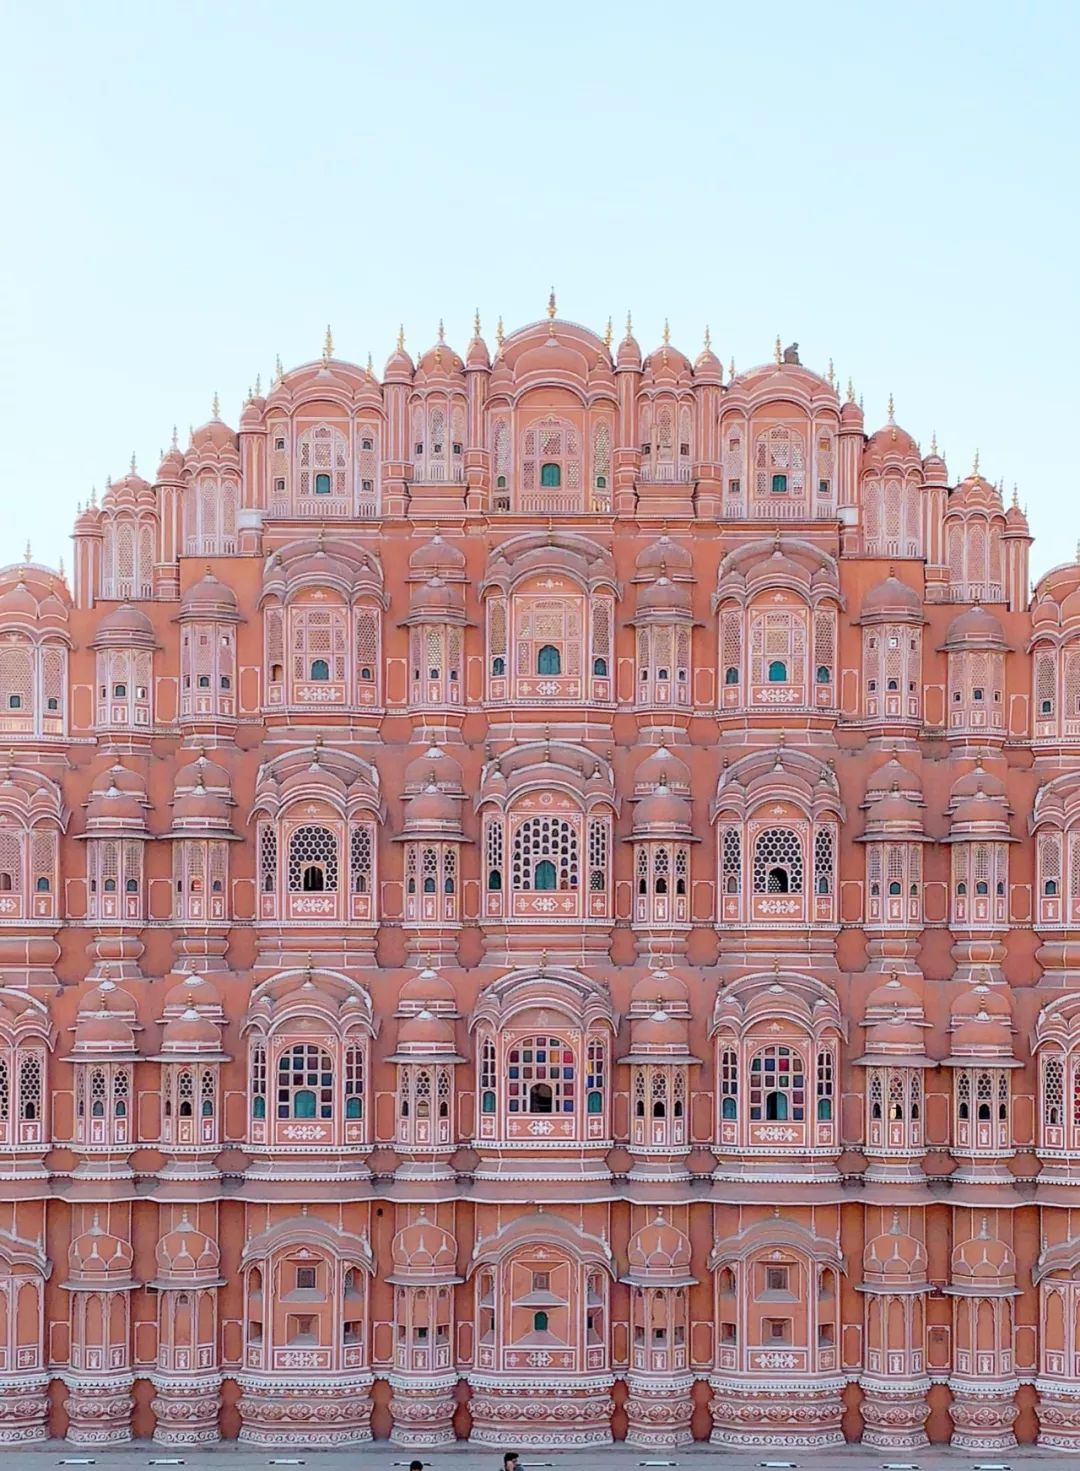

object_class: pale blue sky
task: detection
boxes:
[1,0,1076,580]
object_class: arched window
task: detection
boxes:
[310,658,330,681]
[752,828,803,895]
[749,1046,805,1122]
[287,826,339,893]
[507,1037,576,1114]
[276,1045,334,1120]
[768,660,787,682]
[512,815,579,892]
[540,463,561,488]
[537,644,562,676]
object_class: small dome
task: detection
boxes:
[160,1008,222,1052]
[163,971,224,1013]
[952,1220,1016,1285]
[179,571,239,617]
[949,762,1006,804]
[155,1215,221,1280]
[398,965,457,1014]
[865,757,923,801]
[943,605,1007,648]
[391,1214,457,1277]
[865,421,921,465]
[466,328,490,370]
[631,1006,690,1050]
[68,1218,135,1283]
[634,745,691,795]
[629,968,689,1011]
[634,534,694,582]
[408,534,466,581]
[864,975,923,1015]
[863,1215,927,1283]
[396,1009,455,1050]
[156,443,186,481]
[626,1213,693,1281]
[861,575,923,620]
[863,788,924,833]
[91,603,156,644]
[635,576,692,617]
[403,744,464,794]
[384,335,415,381]
[632,784,693,833]
[408,575,465,619]
[616,322,642,369]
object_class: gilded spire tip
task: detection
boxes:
[624,309,633,341]
[930,428,938,455]
[887,391,895,423]
[323,323,333,362]
[211,390,220,420]
[495,314,504,348]
[171,424,178,450]
[703,323,712,352]
[397,323,405,351]
[604,315,613,349]
[473,307,481,338]
[129,451,137,474]
[255,372,261,397]
[23,540,31,564]
[827,356,834,384]
[973,447,980,475]
[275,353,284,382]
[547,286,557,320]
[662,317,670,346]
[846,376,855,404]
[774,334,782,365]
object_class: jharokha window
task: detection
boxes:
[474,1024,610,1146]
[483,798,613,922]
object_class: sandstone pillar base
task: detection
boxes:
[236,1373,373,1446]
[467,1375,613,1447]
[388,1375,458,1447]
[1036,1381,1080,1449]
[709,1375,844,1446]
[0,1375,50,1443]
[150,1375,222,1444]
[624,1373,694,1448]
[859,1376,930,1448]
[63,1376,135,1444]
[948,1380,1018,1450]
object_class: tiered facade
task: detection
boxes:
[0,306,1076,1446]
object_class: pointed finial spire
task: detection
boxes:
[129,451,137,474]
[366,352,374,379]
[973,447,980,475]
[729,356,735,380]
[211,390,220,420]
[275,353,284,382]
[604,315,613,349]
[1012,482,1019,508]
[774,335,782,365]
[58,555,65,580]
[846,376,855,403]
[547,286,557,320]
[473,307,481,338]
[255,372,262,396]
[703,324,712,353]
[930,428,938,455]
[663,318,671,346]
[496,314,506,349]
[437,317,445,344]
[246,384,253,404]
[23,541,31,564]
[887,391,895,424]
[323,324,333,362]
[827,357,835,385]
[859,393,864,412]
[90,484,97,508]
[171,424,178,451]
[625,309,633,341]
[397,323,405,351]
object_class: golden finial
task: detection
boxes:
[930,429,938,455]
[129,451,137,474]
[255,372,261,396]
[246,385,253,404]
[973,447,980,475]
[604,316,613,349]
[887,392,895,424]
[211,391,220,420]
[275,354,284,382]
[23,541,31,564]
[366,352,374,379]
[437,318,445,344]
[729,356,735,380]
[625,309,633,341]
[323,324,333,362]
[90,485,97,508]
[703,324,712,353]
[495,315,504,348]
[473,307,481,338]
[171,424,178,450]
[846,377,855,403]
[827,357,835,385]
[663,318,671,346]
[1012,483,1019,508]
[547,287,557,320]
[774,335,782,365]
[859,393,864,413]
[58,555,65,581]
[397,323,405,351]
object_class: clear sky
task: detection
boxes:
[1,0,1077,581]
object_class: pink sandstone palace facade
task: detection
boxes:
[2,304,1079,1450]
